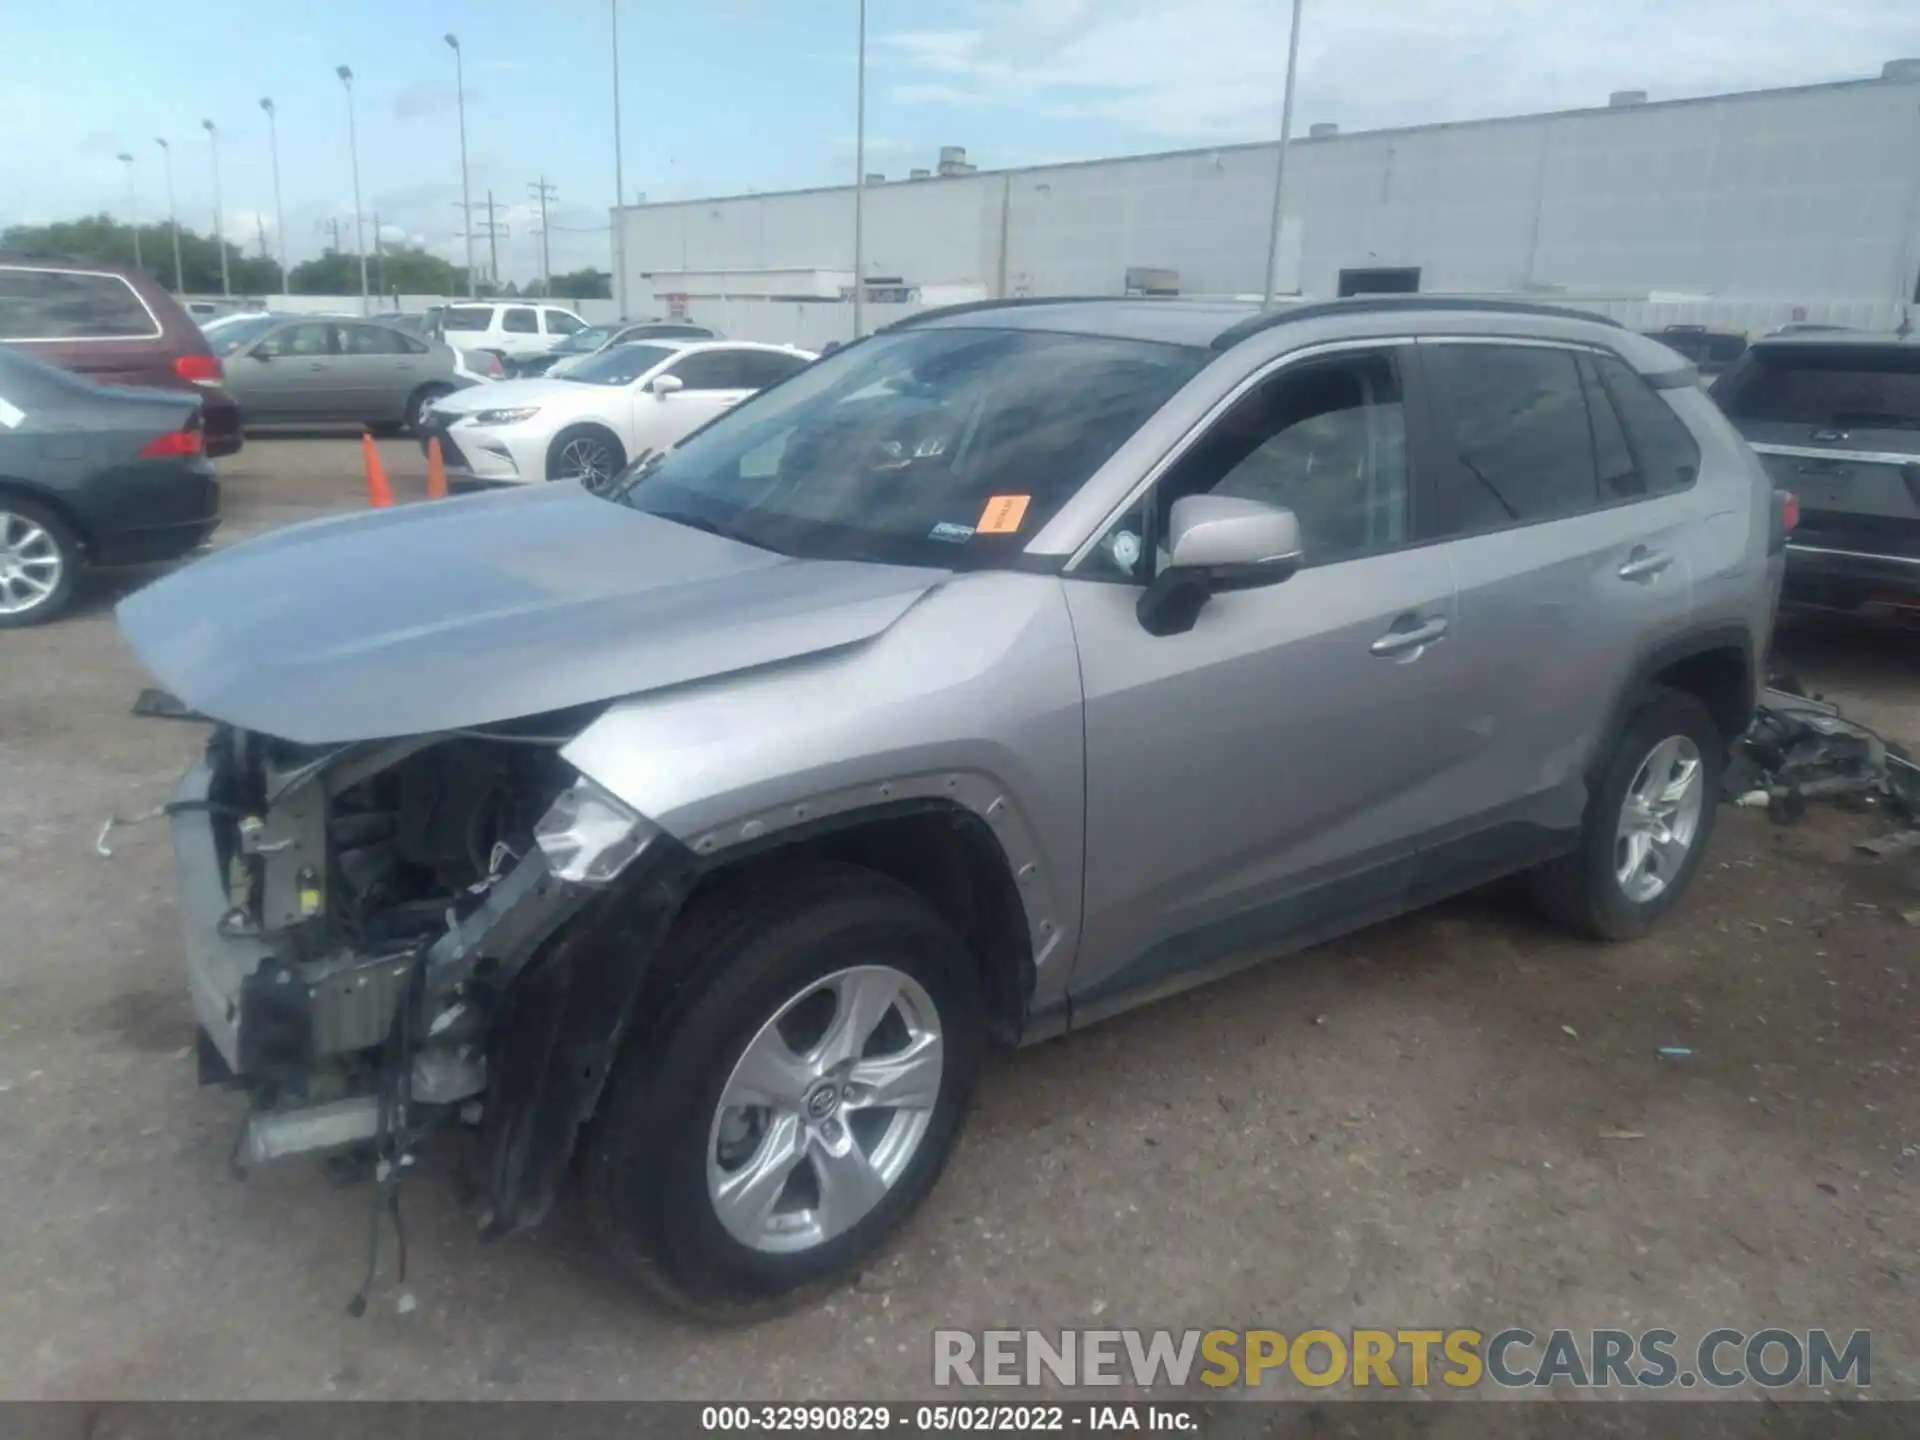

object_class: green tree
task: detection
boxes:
[289,245,471,298]
[547,267,612,300]
[0,213,281,295]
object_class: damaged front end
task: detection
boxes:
[170,713,692,1251]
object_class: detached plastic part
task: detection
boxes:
[533,779,659,885]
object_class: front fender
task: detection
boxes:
[560,570,1087,1016]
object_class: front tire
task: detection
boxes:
[1531,688,1723,940]
[584,865,984,1319]
[545,424,626,491]
[406,383,453,438]
[0,498,80,628]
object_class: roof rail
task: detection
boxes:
[1210,295,1622,351]
[878,295,1147,333]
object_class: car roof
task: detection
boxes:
[887,295,1685,375]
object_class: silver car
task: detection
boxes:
[210,313,490,435]
[117,297,1785,1316]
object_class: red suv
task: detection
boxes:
[0,257,243,456]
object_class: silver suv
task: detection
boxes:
[118,297,1786,1315]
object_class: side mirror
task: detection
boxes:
[249,347,274,361]
[649,372,684,397]
[1136,495,1303,637]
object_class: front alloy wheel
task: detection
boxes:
[555,435,619,490]
[584,865,983,1318]
[709,965,944,1255]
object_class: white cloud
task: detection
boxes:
[879,0,1918,141]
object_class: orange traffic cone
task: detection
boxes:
[426,436,448,499]
[361,431,395,509]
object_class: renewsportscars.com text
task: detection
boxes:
[933,1327,1871,1391]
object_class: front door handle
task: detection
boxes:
[1370,616,1449,657]
[1617,548,1672,581]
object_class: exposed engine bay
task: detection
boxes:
[165,707,690,1311]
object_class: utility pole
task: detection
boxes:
[255,213,270,259]
[260,98,289,291]
[373,211,385,298]
[446,35,476,298]
[611,0,626,318]
[154,138,185,292]
[1261,0,1306,308]
[852,0,867,338]
[528,176,557,293]
[201,119,230,296]
[337,65,369,312]
[117,153,143,272]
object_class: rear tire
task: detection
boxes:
[0,497,80,629]
[583,864,984,1320]
[1531,688,1723,940]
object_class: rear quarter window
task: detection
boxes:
[0,267,162,341]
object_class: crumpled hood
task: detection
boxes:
[116,484,942,745]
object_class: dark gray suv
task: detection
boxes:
[1711,333,1920,611]
[118,296,1786,1315]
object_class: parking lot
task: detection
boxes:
[2,433,1917,1400]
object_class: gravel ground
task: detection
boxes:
[1,436,1915,1401]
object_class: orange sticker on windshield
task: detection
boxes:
[976,494,1032,534]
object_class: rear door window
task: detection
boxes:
[1423,343,1599,535]
[666,349,760,391]
[501,307,539,335]
[0,267,161,341]
[339,323,412,355]
[441,306,492,332]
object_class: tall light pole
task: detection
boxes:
[611,1,626,318]
[116,153,143,272]
[201,119,230,297]
[154,137,185,292]
[337,65,370,311]
[1260,0,1305,308]
[852,0,867,339]
[445,35,477,298]
[260,98,289,292]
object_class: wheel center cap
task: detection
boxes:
[805,1084,841,1121]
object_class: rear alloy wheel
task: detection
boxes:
[1531,688,1722,940]
[546,426,626,492]
[585,865,983,1318]
[0,500,79,628]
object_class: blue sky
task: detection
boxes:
[2,0,1913,282]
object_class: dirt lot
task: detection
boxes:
[1,435,1916,1401]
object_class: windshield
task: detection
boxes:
[564,341,679,385]
[611,326,1206,568]
[556,324,618,354]
[207,314,281,355]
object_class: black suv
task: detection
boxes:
[1711,333,1920,610]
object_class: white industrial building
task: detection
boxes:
[615,61,1920,343]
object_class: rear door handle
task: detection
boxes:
[1370,617,1449,657]
[1617,549,1672,581]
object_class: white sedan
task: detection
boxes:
[420,339,815,491]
